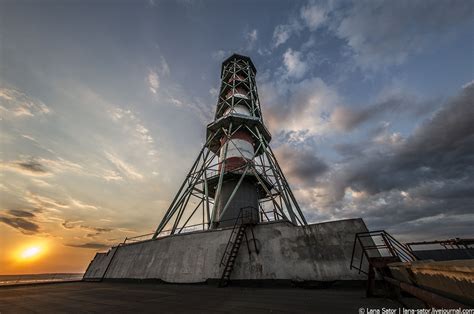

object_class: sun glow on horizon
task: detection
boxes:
[15,243,47,262]
[21,247,41,259]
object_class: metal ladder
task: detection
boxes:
[218,207,258,287]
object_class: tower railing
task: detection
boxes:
[122,207,274,245]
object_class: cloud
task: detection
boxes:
[272,20,302,47]
[31,178,53,187]
[316,82,474,233]
[248,29,258,42]
[282,48,307,79]
[147,70,160,94]
[16,161,47,173]
[330,91,433,131]
[61,220,79,229]
[335,0,474,70]
[271,1,473,71]
[245,29,258,51]
[62,220,112,233]
[160,56,170,76]
[0,216,40,234]
[7,209,35,218]
[0,206,41,234]
[300,1,327,31]
[261,77,339,135]
[24,191,69,213]
[39,158,84,174]
[61,220,113,239]
[104,151,144,180]
[108,107,155,145]
[330,106,367,132]
[65,242,110,249]
[272,1,328,48]
[101,169,124,182]
[0,86,51,119]
[69,198,98,210]
[275,144,328,187]
[0,157,86,178]
[212,50,228,60]
[0,160,50,176]
[107,106,158,160]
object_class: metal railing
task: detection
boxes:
[122,206,281,245]
[406,238,474,250]
[350,230,417,275]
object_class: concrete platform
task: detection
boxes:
[0,281,402,313]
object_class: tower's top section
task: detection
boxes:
[206,53,271,155]
[214,53,262,121]
[221,53,257,77]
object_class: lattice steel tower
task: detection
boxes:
[153,54,307,239]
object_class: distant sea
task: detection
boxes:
[0,273,83,286]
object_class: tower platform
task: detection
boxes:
[83,218,369,283]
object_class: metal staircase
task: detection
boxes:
[219,207,258,287]
[350,230,417,296]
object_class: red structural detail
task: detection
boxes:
[223,157,247,171]
[218,130,254,172]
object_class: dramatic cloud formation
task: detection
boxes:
[275,144,328,187]
[330,92,430,132]
[331,82,474,200]
[1,0,472,274]
[261,76,339,135]
[289,82,474,238]
[0,210,40,234]
[335,0,474,70]
[272,0,474,71]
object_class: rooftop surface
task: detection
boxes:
[0,281,403,313]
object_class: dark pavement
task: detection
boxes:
[0,281,402,313]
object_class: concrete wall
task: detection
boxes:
[83,218,368,283]
[83,247,118,279]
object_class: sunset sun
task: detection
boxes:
[20,246,42,260]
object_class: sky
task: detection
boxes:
[1,0,473,274]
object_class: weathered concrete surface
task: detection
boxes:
[389,259,474,306]
[84,219,368,283]
[0,281,403,313]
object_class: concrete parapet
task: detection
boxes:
[83,218,369,283]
